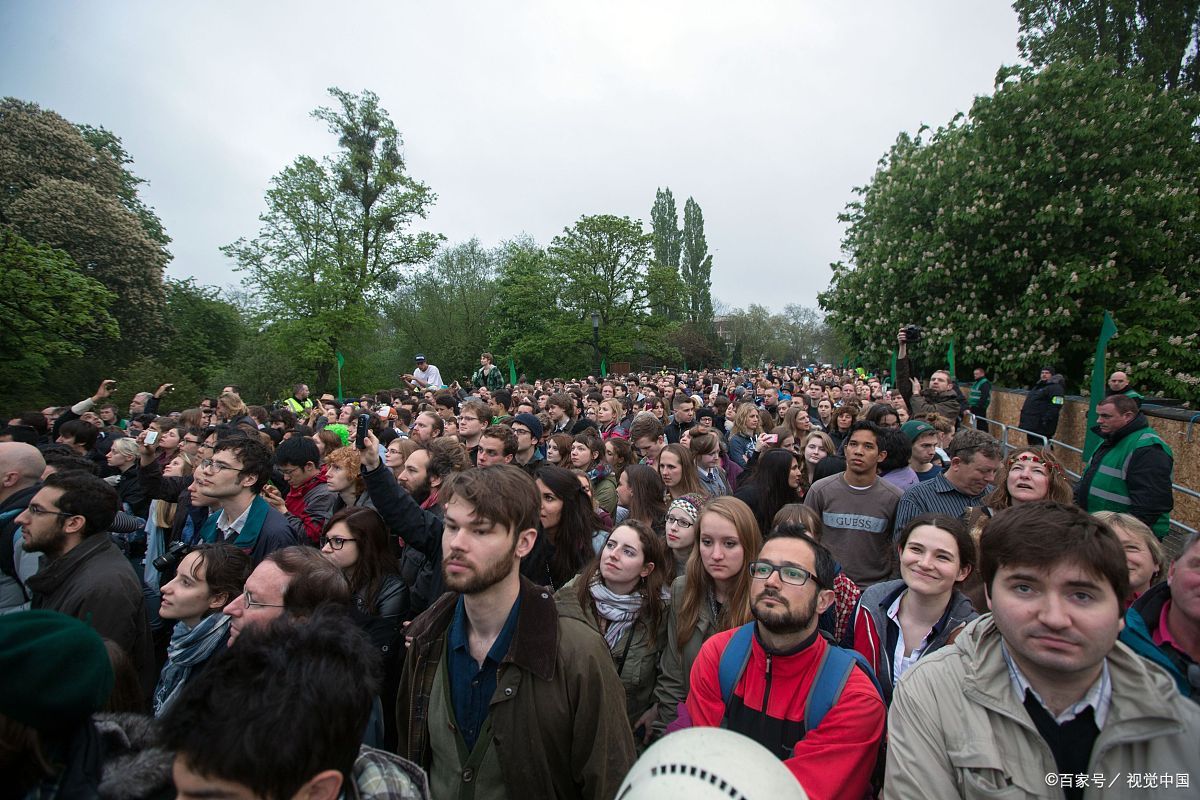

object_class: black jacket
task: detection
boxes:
[1018,376,1065,437]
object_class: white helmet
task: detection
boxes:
[616,727,807,800]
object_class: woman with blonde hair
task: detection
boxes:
[800,431,836,493]
[1093,511,1164,602]
[216,392,253,428]
[597,398,627,440]
[652,495,762,737]
[727,403,766,469]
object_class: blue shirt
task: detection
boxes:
[446,593,522,751]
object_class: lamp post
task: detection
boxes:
[591,311,601,378]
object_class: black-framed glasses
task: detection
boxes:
[26,503,75,518]
[320,535,356,550]
[749,560,821,588]
[243,590,285,610]
[665,514,695,529]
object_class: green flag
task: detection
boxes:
[508,357,517,386]
[890,349,898,391]
[600,358,607,378]
[1083,312,1119,460]
[947,337,956,377]
[335,351,345,402]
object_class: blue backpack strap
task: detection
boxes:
[718,622,756,704]
[805,645,885,733]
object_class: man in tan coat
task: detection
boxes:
[886,502,1200,799]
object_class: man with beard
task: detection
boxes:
[395,466,634,799]
[19,471,157,704]
[685,523,886,798]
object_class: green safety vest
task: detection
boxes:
[283,397,313,414]
[1086,427,1173,538]
[968,378,989,407]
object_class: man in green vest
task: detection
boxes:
[1075,394,1174,539]
[283,383,313,415]
[1107,370,1144,406]
[967,366,992,431]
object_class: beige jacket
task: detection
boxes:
[885,615,1200,799]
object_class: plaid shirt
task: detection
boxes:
[349,745,429,800]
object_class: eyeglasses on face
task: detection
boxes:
[243,590,284,610]
[320,535,356,550]
[199,458,242,474]
[665,514,695,529]
[26,503,75,518]
[748,560,821,588]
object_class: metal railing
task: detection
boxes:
[974,414,1198,540]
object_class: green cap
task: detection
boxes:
[0,611,114,730]
[901,420,935,443]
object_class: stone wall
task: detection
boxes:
[983,390,1199,536]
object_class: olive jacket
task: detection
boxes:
[555,577,668,728]
[651,573,719,735]
[395,577,636,800]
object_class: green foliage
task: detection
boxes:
[0,98,168,344]
[820,60,1200,399]
[389,239,498,381]
[157,279,247,391]
[1014,0,1200,91]
[224,88,442,388]
[0,230,118,406]
[649,187,682,319]
[680,197,714,325]
[490,238,582,378]
[76,124,171,248]
[719,303,837,367]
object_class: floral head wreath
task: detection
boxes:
[1006,450,1062,475]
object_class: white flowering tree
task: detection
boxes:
[819,60,1200,400]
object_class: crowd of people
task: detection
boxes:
[0,333,1195,800]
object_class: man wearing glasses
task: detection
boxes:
[223,545,350,646]
[194,435,294,565]
[685,523,886,798]
[19,471,157,705]
[456,399,490,466]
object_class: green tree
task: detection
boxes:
[77,124,171,248]
[0,98,168,344]
[1014,0,1200,91]
[820,60,1200,399]
[680,197,714,326]
[490,238,578,378]
[223,88,441,387]
[157,278,247,392]
[389,239,498,381]
[0,230,118,406]
[650,187,682,318]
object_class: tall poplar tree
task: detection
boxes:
[680,197,714,325]
[649,187,681,318]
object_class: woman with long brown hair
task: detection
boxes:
[556,520,671,739]
[657,443,706,503]
[616,463,668,534]
[652,495,763,738]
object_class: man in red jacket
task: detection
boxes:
[685,524,886,799]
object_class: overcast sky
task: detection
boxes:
[2,1,1020,312]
